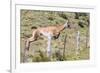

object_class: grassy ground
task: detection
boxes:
[20,10,90,63]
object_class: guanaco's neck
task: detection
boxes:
[56,24,66,32]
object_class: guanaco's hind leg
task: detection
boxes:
[23,30,38,62]
[25,36,35,51]
[25,30,38,51]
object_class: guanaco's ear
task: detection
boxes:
[64,20,68,28]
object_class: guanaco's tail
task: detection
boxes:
[31,26,37,29]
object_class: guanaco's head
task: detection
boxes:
[64,20,71,29]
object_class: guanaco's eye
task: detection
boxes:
[68,25,70,28]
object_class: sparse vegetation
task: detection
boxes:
[20,10,90,63]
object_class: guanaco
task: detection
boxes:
[24,20,70,58]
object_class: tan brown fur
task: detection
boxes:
[25,21,70,52]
